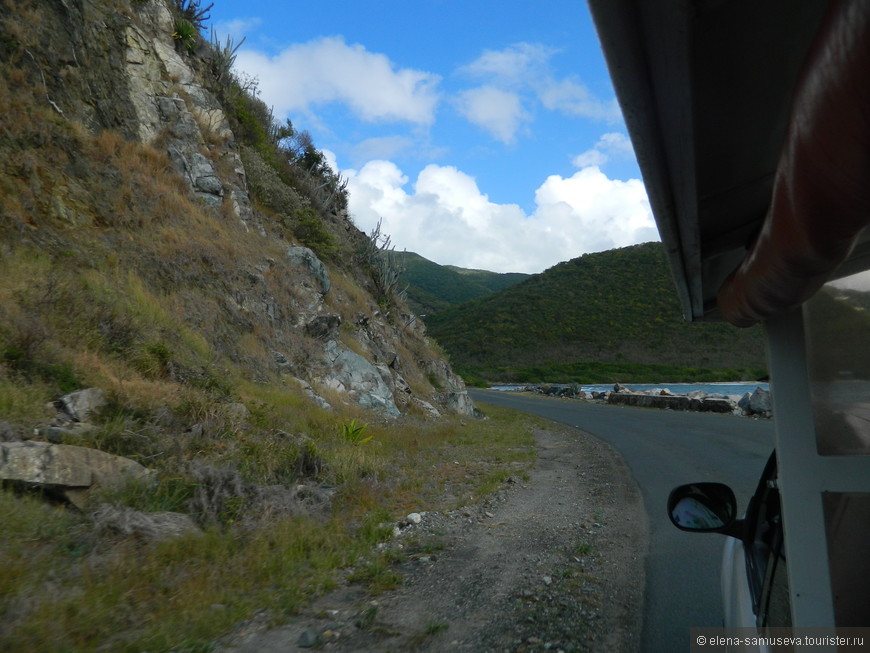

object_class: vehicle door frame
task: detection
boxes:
[765,307,870,631]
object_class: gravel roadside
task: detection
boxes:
[217,421,649,653]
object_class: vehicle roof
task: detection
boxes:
[588,0,870,321]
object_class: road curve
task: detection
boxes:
[468,389,775,653]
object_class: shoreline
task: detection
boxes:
[490,382,773,418]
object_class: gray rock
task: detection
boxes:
[438,391,477,417]
[293,377,332,411]
[413,398,441,418]
[0,421,18,442]
[90,503,202,542]
[298,629,323,648]
[0,441,152,508]
[699,397,735,413]
[34,423,96,443]
[58,388,106,422]
[188,152,223,196]
[608,393,692,411]
[748,387,772,415]
[321,340,400,417]
[304,314,341,340]
[287,246,330,295]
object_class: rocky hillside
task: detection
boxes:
[0,1,490,648]
[0,0,474,428]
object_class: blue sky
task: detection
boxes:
[206,0,656,273]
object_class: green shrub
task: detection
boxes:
[95,474,198,513]
[239,146,303,216]
[173,0,213,29]
[172,19,198,53]
[340,419,371,445]
[292,207,336,260]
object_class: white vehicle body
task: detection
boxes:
[721,539,755,632]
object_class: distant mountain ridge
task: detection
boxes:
[396,252,530,314]
[422,242,768,384]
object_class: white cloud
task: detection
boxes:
[538,78,622,122]
[459,43,554,86]
[455,43,623,140]
[454,86,529,144]
[233,37,441,124]
[345,160,656,274]
[572,148,608,168]
[572,132,635,168]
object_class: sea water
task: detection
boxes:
[492,382,769,396]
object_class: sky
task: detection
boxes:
[206,0,658,274]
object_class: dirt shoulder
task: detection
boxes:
[216,422,648,653]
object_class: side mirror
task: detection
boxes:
[667,483,739,535]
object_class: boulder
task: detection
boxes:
[287,246,330,295]
[0,441,152,508]
[438,391,477,416]
[748,387,772,415]
[699,397,736,414]
[321,340,400,417]
[0,420,19,442]
[608,393,692,411]
[58,387,106,422]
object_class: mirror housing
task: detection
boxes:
[668,483,743,538]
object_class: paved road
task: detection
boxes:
[468,389,775,653]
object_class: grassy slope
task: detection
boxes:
[1,403,539,652]
[424,243,768,383]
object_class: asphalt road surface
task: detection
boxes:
[468,389,775,653]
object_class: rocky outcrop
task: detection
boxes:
[287,246,331,296]
[320,340,401,417]
[124,1,250,218]
[55,387,107,423]
[2,0,474,425]
[0,441,153,508]
[423,359,477,417]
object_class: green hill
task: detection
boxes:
[423,242,768,384]
[396,252,529,314]
[444,265,531,293]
